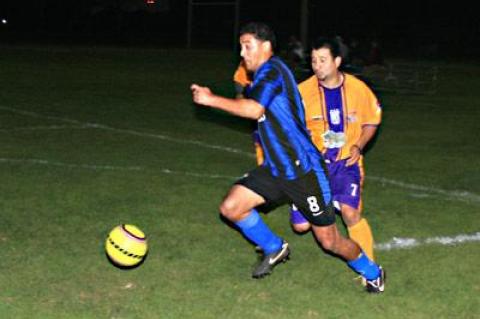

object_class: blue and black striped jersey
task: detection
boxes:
[246,56,324,180]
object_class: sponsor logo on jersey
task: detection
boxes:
[329,109,341,125]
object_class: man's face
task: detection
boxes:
[311,48,340,81]
[240,33,270,72]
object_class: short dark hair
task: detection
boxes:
[311,37,341,58]
[239,22,276,51]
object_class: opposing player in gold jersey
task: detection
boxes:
[290,37,381,262]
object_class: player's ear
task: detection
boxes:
[335,56,342,68]
[262,40,272,53]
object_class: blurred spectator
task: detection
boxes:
[348,38,363,65]
[287,35,306,67]
[335,35,350,63]
[365,40,384,66]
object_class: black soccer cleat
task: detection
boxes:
[366,266,386,293]
[252,241,290,279]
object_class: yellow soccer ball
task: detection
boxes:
[105,224,148,268]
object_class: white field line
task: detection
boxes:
[366,176,480,203]
[0,158,143,171]
[375,232,480,251]
[158,168,237,179]
[0,156,478,251]
[96,124,255,157]
[1,105,479,203]
[0,105,254,158]
[0,157,237,179]
[0,124,90,132]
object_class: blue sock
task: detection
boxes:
[235,209,283,254]
[347,251,380,280]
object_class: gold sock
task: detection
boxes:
[348,218,375,261]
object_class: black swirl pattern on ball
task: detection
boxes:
[108,237,144,259]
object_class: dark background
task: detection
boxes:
[0,0,478,59]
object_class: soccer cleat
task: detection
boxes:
[252,241,290,279]
[366,266,386,293]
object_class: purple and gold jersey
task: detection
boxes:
[297,73,381,209]
[298,73,382,161]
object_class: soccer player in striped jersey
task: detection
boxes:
[291,37,381,266]
[191,22,385,293]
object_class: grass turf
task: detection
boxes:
[0,45,479,318]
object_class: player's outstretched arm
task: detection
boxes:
[191,83,264,120]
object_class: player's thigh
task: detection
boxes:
[220,184,266,221]
[283,170,336,226]
[234,166,287,211]
[330,161,362,211]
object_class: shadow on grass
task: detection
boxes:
[194,104,255,134]
[105,252,149,270]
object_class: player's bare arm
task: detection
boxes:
[346,125,378,166]
[191,83,264,120]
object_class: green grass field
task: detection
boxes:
[0,45,479,318]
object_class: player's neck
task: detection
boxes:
[255,52,273,71]
[262,52,273,63]
[320,72,343,89]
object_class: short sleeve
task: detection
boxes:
[247,65,282,109]
[359,85,382,125]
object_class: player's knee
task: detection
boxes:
[219,198,241,221]
[291,222,311,233]
[319,235,337,252]
[341,207,361,226]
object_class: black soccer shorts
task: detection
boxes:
[235,165,336,226]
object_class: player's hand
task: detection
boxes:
[346,144,361,166]
[191,84,213,106]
